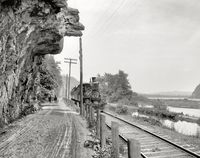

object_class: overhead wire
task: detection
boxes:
[86,0,115,37]
[95,0,143,38]
[117,0,143,31]
[87,0,128,38]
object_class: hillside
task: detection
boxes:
[66,75,79,90]
[192,84,200,99]
[60,75,79,97]
[142,91,192,98]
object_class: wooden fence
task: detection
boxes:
[80,103,141,158]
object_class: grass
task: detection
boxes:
[108,105,116,112]
[138,108,180,121]
[158,99,200,109]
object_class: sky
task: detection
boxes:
[54,0,200,93]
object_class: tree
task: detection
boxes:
[97,70,133,103]
[39,55,62,100]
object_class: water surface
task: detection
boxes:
[168,106,200,118]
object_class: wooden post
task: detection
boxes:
[128,139,140,158]
[85,105,87,119]
[89,105,93,126]
[79,37,83,116]
[82,104,85,118]
[100,114,106,147]
[65,74,68,99]
[84,104,87,119]
[91,107,95,125]
[111,122,119,158]
[96,108,100,138]
[64,58,77,100]
[68,61,71,100]
[88,105,91,124]
[86,104,90,121]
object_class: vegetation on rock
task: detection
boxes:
[39,55,62,101]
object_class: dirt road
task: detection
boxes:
[0,100,93,158]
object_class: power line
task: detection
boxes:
[86,0,115,37]
[64,58,77,100]
[90,0,128,37]
[79,37,83,116]
[88,0,141,38]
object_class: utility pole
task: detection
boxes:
[79,37,83,116]
[64,58,77,100]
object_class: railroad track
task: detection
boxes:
[103,111,200,158]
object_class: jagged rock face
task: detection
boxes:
[0,0,84,124]
[192,84,200,99]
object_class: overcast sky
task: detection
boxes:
[55,0,200,93]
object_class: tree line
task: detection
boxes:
[97,70,138,105]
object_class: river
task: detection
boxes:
[168,106,200,118]
[148,96,200,101]
[132,106,200,137]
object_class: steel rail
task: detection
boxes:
[103,111,200,158]
[105,123,147,158]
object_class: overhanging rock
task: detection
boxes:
[0,0,84,124]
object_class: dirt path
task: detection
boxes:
[0,99,93,158]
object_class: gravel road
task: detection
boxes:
[0,99,93,158]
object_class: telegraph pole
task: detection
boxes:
[79,37,83,116]
[64,58,77,100]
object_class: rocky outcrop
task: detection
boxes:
[191,84,200,99]
[0,0,84,125]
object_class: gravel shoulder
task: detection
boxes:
[0,100,93,158]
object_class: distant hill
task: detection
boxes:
[191,84,200,99]
[63,75,79,91]
[60,75,79,97]
[142,91,192,98]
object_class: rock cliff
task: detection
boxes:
[192,84,200,99]
[0,0,84,125]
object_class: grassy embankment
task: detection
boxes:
[161,99,200,109]
[107,95,200,125]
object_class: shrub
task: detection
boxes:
[153,99,167,110]
[138,107,179,121]
[118,98,130,105]
[93,145,111,158]
[129,99,138,106]
[108,105,116,112]
[116,105,128,115]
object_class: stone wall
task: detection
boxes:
[0,0,84,125]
